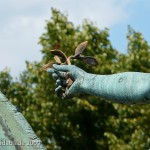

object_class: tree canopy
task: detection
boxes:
[0,8,150,150]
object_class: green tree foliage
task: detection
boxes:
[0,8,150,150]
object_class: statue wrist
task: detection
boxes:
[81,73,97,94]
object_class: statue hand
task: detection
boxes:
[47,64,87,98]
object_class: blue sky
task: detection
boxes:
[0,0,150,77]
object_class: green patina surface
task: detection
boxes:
[48,64,150,104]
[0,92,46,150]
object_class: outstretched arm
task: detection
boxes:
[48,65,150,105]
[82,72,150,104]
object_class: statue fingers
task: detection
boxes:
[52,73,59,80]
[47,69,66,80]
[47,68,55,74]
[55,85,62,92]
[56,79,61,86]
[65,80,80,97]
[55,85,63,98]
[56,79,67,87]
[54,70,68,79]
[53,64,70,72]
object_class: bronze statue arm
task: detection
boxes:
[48,65,150,105]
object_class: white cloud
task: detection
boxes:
[50,0,132,27]
[0,0,133,77]
[0,16,45,76]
